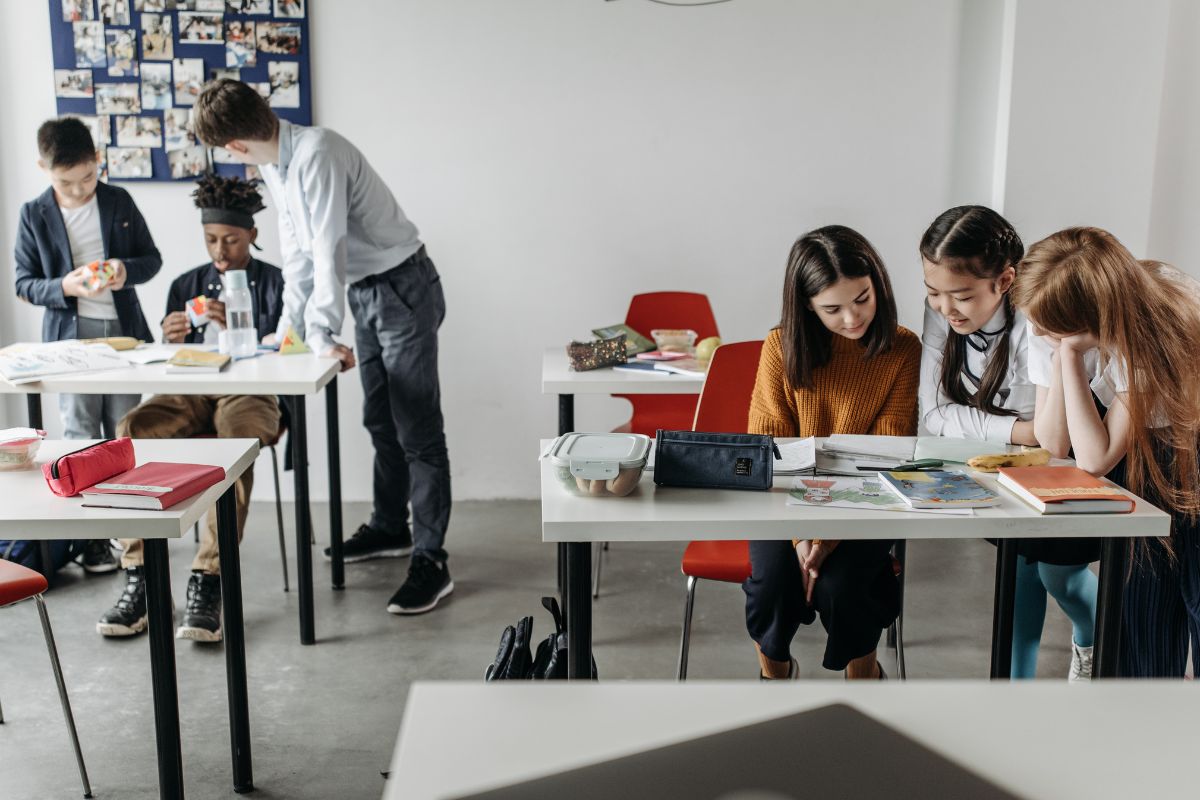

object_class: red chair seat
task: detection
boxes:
[682,540,752,584]
[0,558,49,606]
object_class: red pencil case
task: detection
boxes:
[43,437,136,497]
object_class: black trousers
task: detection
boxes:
[347,248,452,564]
[744,539,900,671]
[1119,518,1200,678]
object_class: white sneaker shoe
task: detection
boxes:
[1069,640,1094,682]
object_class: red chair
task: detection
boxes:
[0,559,92,797]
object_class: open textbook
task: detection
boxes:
[0,341,129,384]
[788,475,973,515]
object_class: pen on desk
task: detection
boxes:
[857,459,944,472]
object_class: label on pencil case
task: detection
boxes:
[92,483,172,493]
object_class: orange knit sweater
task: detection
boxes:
[748,326,921,438]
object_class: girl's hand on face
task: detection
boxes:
[1058,332,1099,353]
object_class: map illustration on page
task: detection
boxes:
[788,476,972,515]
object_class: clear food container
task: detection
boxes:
[651,328,698,353]
[545,432,651,497]
[0,428,45,471]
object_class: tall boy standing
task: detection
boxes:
[193,80,453,614]
[14,117,162,572]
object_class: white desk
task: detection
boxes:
[541,438,1172,679]
[541,346,706,397]
[0,438,259,799]
[0,348,344,645]
[386,681,1196,800]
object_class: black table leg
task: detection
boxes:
[216,486,253,792]
[290,395,315,645]
[326,378,344,590]
[1094,537,1128,678]
[26,393,43,428]
[990,538,1019,679]
[557,395,574,604]
[144,539,184,800]
[565,541,593,680]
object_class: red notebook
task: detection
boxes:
[997,465,1135,514]
[80,462,225,511]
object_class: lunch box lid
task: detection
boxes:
[546,432,651,480]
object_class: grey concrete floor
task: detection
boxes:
[1,499,1077,800]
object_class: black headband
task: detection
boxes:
[201,208,256,229]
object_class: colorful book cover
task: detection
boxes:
[787,476,973,515]
[592,323,655,356]
[877,470,1000,508]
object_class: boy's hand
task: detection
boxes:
[61,267,97,298]
[162,311,190,343]
[322,344,356,372]
[206,298,227,329]
[106,260,127,291]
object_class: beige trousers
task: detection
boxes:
[117,394,281,575]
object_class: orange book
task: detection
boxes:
[997,465,1134,514]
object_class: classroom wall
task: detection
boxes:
[0,0,1193,503]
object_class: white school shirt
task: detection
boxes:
[919,301,1035,442]
[60,196,118,321]
[259,119,423,352]
[1026,325,1128,409]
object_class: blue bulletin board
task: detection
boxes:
[48,0,312,182]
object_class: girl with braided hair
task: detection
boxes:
[919,205,1099,680]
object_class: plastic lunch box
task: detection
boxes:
[545,432,652,497]
[0,428,45,471]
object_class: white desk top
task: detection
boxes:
[540,438,1171,542]
[0,349,339,396]
[542,347,705,395]
[0,438,259,540]
[387,681,1195,800]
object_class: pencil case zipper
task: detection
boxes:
[50,439,114,480]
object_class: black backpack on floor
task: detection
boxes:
[485,596,596,680]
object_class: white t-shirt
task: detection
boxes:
[60,196,117,321]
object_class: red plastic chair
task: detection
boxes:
[0,559,92,797]
[675,340,761,680]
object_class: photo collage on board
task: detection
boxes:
[50,0,310,181]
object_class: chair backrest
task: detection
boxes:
[692,340,765,433]
[624,292,719,342]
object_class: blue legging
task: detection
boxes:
[1011,559,1097,679]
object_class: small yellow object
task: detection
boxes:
[279,325,310,355]
[967,447,1052,472]
[695,336,722,367]
[80,336,140,351]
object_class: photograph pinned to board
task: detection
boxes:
[172,57,205,105]
[163,108,195,150]
[73,21,106,68]
[99,0,131,25]
[227,0,270,12]
[179,11,223,42]
[64,113,112,146]
[268,60,300,107]
[197,0,226,9]
[95,82,141,114]
[274,0,303,17]
[257,21,300,54]
[211,66,239,82]
[168,145,207,178]
[225,20,256,67]
[134,0,166,11]
[54,68,94,98]
[115,115,162,148]
[107,146,152,178]
[140,62,171,109]
[62,0,95,22]
[250,81,270,99]
[105,28,138,76]
[140,12,173,60]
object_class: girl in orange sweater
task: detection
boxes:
[745,225,921,680]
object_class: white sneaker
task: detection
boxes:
[1069,641,1094,682]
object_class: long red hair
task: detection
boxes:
[1012,227,1200,522]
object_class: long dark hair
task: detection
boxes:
[781,225,898,390]
[920,206,1024,416]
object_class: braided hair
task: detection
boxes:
[191,173,265,226]
[920,206,1024,417]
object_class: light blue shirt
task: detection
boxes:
[260,119,423,351]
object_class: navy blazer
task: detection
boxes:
[164,259,285,345]
[14,181,162,343]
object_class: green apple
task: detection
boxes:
[695,336,721,365]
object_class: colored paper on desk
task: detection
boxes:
[0,341,129,383]
[279,325,310,354]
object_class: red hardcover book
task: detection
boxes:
[80,462,225,511]
[997,465,1135,514]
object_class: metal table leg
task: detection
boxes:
[326,378,344,590]
[25,395,55,584]
[556,395,574,606]
[143,539,184,800]
[216,486,253,792]
[290,395,315,645]
[990,538,1018,679]
[1094,537,1128,678]
[565,541,593,680]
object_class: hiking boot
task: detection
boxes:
[386,556,453,615]
[97,567,148,637]
[81,539,119,574]
[177,572,222,643]
[325,523,413,563]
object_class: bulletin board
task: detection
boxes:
[48,0,312,182]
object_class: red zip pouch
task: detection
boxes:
[42,437,136,497]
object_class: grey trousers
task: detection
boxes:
[347,248,451,564]
[58,316,141,439]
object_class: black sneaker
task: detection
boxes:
[324,523,413,563]
[81,539,119,574]
[97,567,148,637]
[386,556,453,615]
[177,572,222,643]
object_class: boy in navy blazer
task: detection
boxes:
[13,117,161,572]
